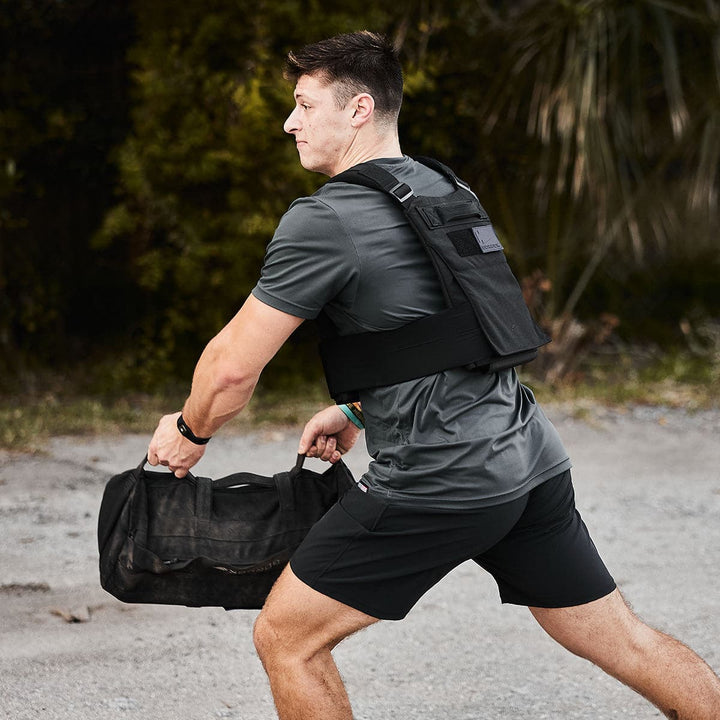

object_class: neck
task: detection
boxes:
[329,131,402,177]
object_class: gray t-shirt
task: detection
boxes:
[253,156,570,508]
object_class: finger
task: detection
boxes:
[298,415,326,455]
[320,436,337,462]
[298,425,317,455]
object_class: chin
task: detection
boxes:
[300,159,330,175]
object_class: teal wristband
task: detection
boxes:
[339,403,364,429]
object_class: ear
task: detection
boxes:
[349,93,375,127]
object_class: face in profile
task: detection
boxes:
[283,73,358,176]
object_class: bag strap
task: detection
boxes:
[196,455,309,519]
[196,476,213,522]
[137,454,309,521]
[207,455,305,488]
[294,452,305,471]
[272,455,307,514]
[138,454,201,482]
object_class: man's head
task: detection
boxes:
[283,32,404,176]
[285,31,403,125]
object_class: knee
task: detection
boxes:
[253,610,282,666]
[253,605,316,671]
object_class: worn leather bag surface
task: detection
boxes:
[98,454,354,609]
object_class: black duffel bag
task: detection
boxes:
[98,453,354,609]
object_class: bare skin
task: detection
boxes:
[253,568,377,720]
[148,295,303,477]
[283,73,401,177]
[254,573,720,720]
[530,590,720,719]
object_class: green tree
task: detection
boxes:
[5,0,716,390]
[96,0,441,385]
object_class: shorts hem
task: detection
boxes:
[290,559,405,621]
[500,579,617,609]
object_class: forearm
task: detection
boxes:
[180,335,259,438]
[148,295,303,476]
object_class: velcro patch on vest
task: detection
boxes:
[448,225,503,257]
[472,225,503,253]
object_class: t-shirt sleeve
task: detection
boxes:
[251,195,359,319]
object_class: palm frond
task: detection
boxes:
[475,0,719,316]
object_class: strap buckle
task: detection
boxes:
[389,182,414,203]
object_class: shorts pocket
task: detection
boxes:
[339,485,389,532]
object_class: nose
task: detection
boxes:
[284,107,300,135]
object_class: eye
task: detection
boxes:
[300,104,310,110]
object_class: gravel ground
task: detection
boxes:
[0,405,719,719]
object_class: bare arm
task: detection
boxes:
[147,294,303,476]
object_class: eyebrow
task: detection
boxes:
[294,90,321,103]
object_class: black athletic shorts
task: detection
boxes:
[290,470,616,620]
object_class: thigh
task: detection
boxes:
[290,484,528,620]
[528,588,639,664]
[257,565,379,655]
[474,471,616,608]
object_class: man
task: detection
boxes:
[148,31,720,720]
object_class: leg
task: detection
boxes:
[253,565,378,720]
[530,589,720,719]
[256,483,532,717]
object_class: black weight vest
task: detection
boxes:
[318,157,550,403]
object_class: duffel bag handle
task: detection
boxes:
[137,453,306,482]
[137,453,307,521]
[137,454,202,481]
[196,454,308,520]
[195,470,296,521]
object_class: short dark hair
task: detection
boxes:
[285,31,403,122]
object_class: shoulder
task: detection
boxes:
[280,193,344,228]
[322,155,455,199]
[263,187,367,276]
[274,155,456,238]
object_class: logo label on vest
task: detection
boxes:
[472,225,503,253]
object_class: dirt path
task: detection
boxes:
[1,406,719,719]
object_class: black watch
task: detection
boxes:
[176,414,212,445]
